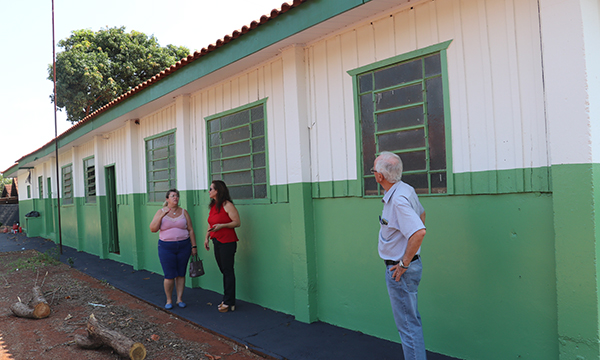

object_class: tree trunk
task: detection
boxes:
[9,302,36,318]
[30,286,51,318]
[10,286,51,319]
[76,314,146,360]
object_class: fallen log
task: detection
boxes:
[9,286,51,319]
[75,314,146,360]
[30,286,51,318]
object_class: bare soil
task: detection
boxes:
[0,249,268,360]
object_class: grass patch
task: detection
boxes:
[8,248,61,272]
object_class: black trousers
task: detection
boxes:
[212,239,237,306]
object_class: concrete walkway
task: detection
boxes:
[0,233,460,360]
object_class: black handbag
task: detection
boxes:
[189,254,205,277]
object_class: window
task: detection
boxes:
[84,157,96,203]
[207,101,268,200]
[27,185,31,199]
[38,176,43,199]
[62,164,73,204]
[146,132,176,202]
[351,43,450,195]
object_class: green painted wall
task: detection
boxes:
[552,164,600,359]
[313,192,557,360]
[19,186,560,360]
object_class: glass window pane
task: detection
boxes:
[400,151,427,172]
[155,181,170,192]
[431,172,447,194]
[377,106,424,132]
[376,83,423,110]
[252,137,265,152]
[253,153,266,168]
[155,170,170,180]
[378,128,426,152]
[210,133,221,146]
[222,126,250,144]
[223,156,251,172]
[426,77,446,171]
[222,110,250,130]
[402,173,428,194]
[359,73,373,93]
[212,161,222,173]
[209,119,220,133]
[154,159,168,170]
[222,141,250,158]
[361,93,375,176]
[254,185,267,198]
[253,168,267,183]
[364,177,379,196]
[424,54,441,77]
[153,147,168,160]
[168,133,175,145]
[374,59,422,90]
[229,185,253,199]
[223,171,252,185]
[154,135,168,148]
[252,121,264,137]
[251,106,264,120]
[210,148,220,160]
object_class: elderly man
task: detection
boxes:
[373,151,427,360]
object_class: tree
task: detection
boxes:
[48,27,190,123]
[0,174,13,194]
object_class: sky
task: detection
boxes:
[0,0,285,173]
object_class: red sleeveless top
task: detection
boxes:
[208,203,239,243]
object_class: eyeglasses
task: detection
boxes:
[370,168,378,174]
[209,187,215,191]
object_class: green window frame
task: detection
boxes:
[145,131,176,203]
[349,41,452,196]
[27,185,31,199]
[206,99,269,201]
[83,157,96,203]
[61,164,73,205]
[38,176,43,199]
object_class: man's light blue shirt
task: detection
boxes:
[378,181,425,261]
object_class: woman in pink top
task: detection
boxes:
[150,189,197,310]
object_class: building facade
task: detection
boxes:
[5,0,600,359]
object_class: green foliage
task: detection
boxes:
[0,174,12,194]
[8,248,61,272]
[49,27,190,123]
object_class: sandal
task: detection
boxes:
[218,303,235,312]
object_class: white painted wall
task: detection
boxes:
[190,59,289,188]
[305,0,548,177]
[28,0,580,197]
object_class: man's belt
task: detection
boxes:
[384,254,420,266]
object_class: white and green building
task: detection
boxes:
[4,0,600,358]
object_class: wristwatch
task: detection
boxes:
[399,260,409,269]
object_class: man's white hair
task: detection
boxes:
[375,151,403,183]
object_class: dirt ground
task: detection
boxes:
[0,249,268,360]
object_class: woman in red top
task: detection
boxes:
[204,180,241,312]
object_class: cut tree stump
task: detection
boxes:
[30,286,51,318]
[9,286,51,319]
[75,314,146,360]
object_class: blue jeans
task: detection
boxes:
[386,258,426,360]
[158,238,192,279]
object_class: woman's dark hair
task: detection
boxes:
[163,189,179,207]
[209,180,233,211]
